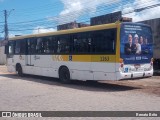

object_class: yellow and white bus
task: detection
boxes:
[5,22,153,83]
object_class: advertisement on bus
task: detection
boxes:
[120,23,153,64]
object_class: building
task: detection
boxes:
[57,21,90,31]
[90,11,122,26]
[139,18,160,70]
[0,46,6,65]
[0,37,7,65]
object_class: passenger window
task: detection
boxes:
[20,40,26,54]
[15,40,20,54]
[45,37,54,53]
[28,38,36,54]
[36,38,43,54]
[57,35,70,54]
[8,41,15,54]
[92,29,116,54]
[73,33,92,53]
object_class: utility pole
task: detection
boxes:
[3,9,14,41]
[4,10,8,41]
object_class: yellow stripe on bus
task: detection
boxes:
[52,55,117,63]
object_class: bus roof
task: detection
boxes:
[9,22,119,41]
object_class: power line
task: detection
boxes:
[6,0,131,23]
[8,1,159,29]
[123,3,160,14]
[6,1,160,33]
[8,0,156,26]
[0,0,156,26]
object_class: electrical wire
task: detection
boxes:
[0,0,159,33]
[8,1,160,30]
[0,0,156,26]
[10,0,158,26]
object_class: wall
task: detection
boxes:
[0,46,6,65]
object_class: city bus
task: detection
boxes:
[5,22,153,83]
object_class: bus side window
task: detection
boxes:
[47,37,54,54]
[27,39,31,54]
[92,29,116,54]
[8,41,15,54]
[53,37,58,54]
[30,38,36,54]
[73,38,79,53]
[15,40,20,54]
[42,36,55,54]
[20,40,27,54]
[106,29,116,53]
[58,35,70,54]
[36,38,43,54]
[73,32,91,53]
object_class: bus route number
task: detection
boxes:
[100,56,109,61]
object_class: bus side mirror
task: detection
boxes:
[5,44,9,54]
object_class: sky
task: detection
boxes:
[0,0,160,38]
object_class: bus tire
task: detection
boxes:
[16,64,24,77]
[59,67,71,84]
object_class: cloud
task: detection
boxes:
[51,0,160,24]
[32,26,56,34]
[0,0,4,2]
[122,0,160,22]
[51,0,120,24]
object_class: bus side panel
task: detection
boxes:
[92,63,117,80]
[7,55,26,73]
[69,62,93,81]
[7,57,16,73]
[51,55,93,81]
[91,55,117,80]
[22,55,58,77]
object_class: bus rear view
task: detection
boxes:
[119,23,153,79]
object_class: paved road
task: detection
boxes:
[0,66,160,119]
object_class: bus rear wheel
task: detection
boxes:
[59,67,71,84]
[16,64,23,77]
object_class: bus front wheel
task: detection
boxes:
[16,64,23,77]
[59,67,71,84]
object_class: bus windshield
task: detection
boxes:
[120,23,153,64]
